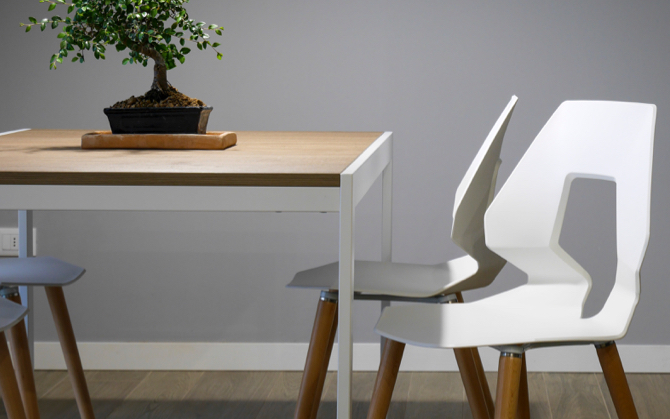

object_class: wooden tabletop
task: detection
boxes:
[0,130,383,187]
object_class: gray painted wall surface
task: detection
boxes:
[1,1,669,345]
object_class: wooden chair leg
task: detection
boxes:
[471,347,496,417]
[494,352,522,419]
[516,354,530,419]
[454,292,495,419]
[0,331,27,419]
[366,339,405,419]
[596,341,639,419]
[295,293,338,419]
[5,293,40,419]
[45,287,95,419]
[455,347,494,419]
[308,299,338,419]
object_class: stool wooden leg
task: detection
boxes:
[516,354,530,419]
[494,352,522,419]
[454,347,494,419]
[295,294,338,419]
[366,339,405,419]
[0,331,27,419]
[596,341,638,419]
[308,301,338,419]
[454,292,494,419]
[45,287,95,419]
[5,293,40,419]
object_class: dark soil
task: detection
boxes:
[109,85,206,109]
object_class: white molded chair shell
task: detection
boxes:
[375,100,656,348]
[0,256,86,287]
[0,298,28,332]
[288,96,518,297]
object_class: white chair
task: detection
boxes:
[372,100,656,419]
[0,298,30,419]
[288,96,518,419]
[0,256,95,419]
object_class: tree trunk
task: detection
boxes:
[137,45,169,93]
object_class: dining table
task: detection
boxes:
[0,128,393,419]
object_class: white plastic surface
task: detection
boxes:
[375,101,656,348]
[0,256,85,287]
[288,96,518,297]
[0,298,28,331]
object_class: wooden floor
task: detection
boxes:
[4,370,669,418]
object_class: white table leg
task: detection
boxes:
[338,175,354,419]
[18,210,34,363]
[380,161,393,357]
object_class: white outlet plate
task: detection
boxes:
[0,228,37,256]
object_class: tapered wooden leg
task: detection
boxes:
[453,292,494,419]
[5,293,40,419]
[366,339,405,419]
[45,287,95,419]
[596,341,638,419]
[516,354,530,419]
[455,347,494,419]
[308,300,338,419]
[0,331,27,419]
[295,293,338,419]
[494,352,522,419]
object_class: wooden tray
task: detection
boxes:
[81,131,237,150]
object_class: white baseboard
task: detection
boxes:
[35,342,670,373]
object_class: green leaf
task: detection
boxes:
[122,58,130,65]
[212,42,220,47]
[29,17,37,24]
[50,54,57,63]
[216,52,223,60]
[48,3,57,11]
[57,31,66,38]
[196,21,205,27]
[67,5,74,13]
[215,29,222,36]
[40,22,46,31]
[52,21,59,29]
[25,25,32,32]
[179,38,185,46]
[180,47,190,54]
[208,24,218,29]
[116,43,126,51]
[72,57,78,62]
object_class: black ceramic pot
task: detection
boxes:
[103,107,213,134]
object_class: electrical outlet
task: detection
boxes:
[0,228,37,256]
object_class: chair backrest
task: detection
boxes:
[450,96,517,289]
[485,101,656,328]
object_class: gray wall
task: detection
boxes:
[1,1,670,345]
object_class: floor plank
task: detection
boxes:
[105,371,203,419]
[598,373,670,419]
[544,373,611,419]
[256,371,302,419]
[22,370,670,419]
[405,372,464,419]
[39,370,149,419]
[166,371,279,419]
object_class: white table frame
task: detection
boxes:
[0,129,393,419]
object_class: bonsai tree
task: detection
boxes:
[21,0,223,104]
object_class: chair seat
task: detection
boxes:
[0,256,85,287]
[0,298,28,331]
[287,255,479,298]
[375,283,629,349]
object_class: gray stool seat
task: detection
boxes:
[0,298,27,332]
[0,256,85,287]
